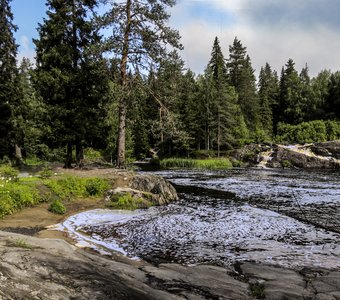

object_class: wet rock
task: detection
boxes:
[269,146,340,169]
[129,174,179,205]
[314,140,340,159]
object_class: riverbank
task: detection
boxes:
[0,167,339,299]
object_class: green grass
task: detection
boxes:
[106,192,152,210]
[0,174,110,218]
[160,158,233,170]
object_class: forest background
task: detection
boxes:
[1,0,340,168]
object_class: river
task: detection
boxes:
[59,168,340,270]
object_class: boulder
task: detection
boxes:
[268,146,340,169]
[129,174,179,204]
[105,174,178,209]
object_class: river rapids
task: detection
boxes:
[58,169,340,269]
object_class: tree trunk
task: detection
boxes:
[76,142,84,168]
[116,0,131,169]
[64,142,73,168]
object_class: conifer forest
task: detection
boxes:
[1,0,340,168]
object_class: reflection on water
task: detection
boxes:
[59,169,340,269]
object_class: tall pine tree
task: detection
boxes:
[258,63,279,137]
[34,0,109,167]
[101,0,182,167]
[0,0,18,159]
[226,37,260,133]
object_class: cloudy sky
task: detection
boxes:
[11,0,340,77]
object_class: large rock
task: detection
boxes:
[268,146,340,169]
[129,174,178,205]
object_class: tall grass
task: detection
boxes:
[160,158,233,170]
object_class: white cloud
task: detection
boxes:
[17,35,35,63]
[171,0,340,77]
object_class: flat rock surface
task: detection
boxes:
[0,231,339,300]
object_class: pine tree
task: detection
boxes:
[310,70,331,120]
[226,37,260,132]
[101,0,182,167]
[34,0,109,167]
[258,63,279,137]
[278,59,303,124]
[0,0,18,159]
[326,72,340,119]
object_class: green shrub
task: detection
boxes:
[48,199,66,215]
[85,178,110,196]
[0,165,19,181]
[84,148,103,160]
[39,166,54,179]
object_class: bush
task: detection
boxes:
[85,178,110,196]
[48,199,66,215]
[0,165,19,181]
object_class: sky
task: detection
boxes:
[11,0,340,77]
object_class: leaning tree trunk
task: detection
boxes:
[116,0,131,169]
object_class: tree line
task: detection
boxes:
[1,0,340,167]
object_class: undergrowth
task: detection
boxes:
[0,169,109,218]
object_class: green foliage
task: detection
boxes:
[48,199,66,215]
[106,193,151,210]
[39,166,54,179]
[249,282,265,299]
[0,165,19,180]
[85,178,110,197]
[161,158,233,170]
[45,176,109,201]
[276,120,340,144]
[0,177,43,218]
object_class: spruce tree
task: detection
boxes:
[34,0,109,167]
[278,59,303,124]
[0,0,18,159]
[258,63,279,137]
[101,0,182,167]
[226,37,260,132]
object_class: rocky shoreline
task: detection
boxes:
[0,169,339,299]
[235,140,340,169]
[0,230,339,300]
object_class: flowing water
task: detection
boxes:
[58,168,340,269]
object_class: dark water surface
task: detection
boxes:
[61,168,340,269]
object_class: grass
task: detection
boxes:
[160,158,233,170]
[0,170,110,218]
[106,192,152,210]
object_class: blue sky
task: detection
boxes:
[11,0,340,77]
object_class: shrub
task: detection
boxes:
[85,178,110,196]
[0,165,19,181]
[48,199,66,215]
[39,166,54,179]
